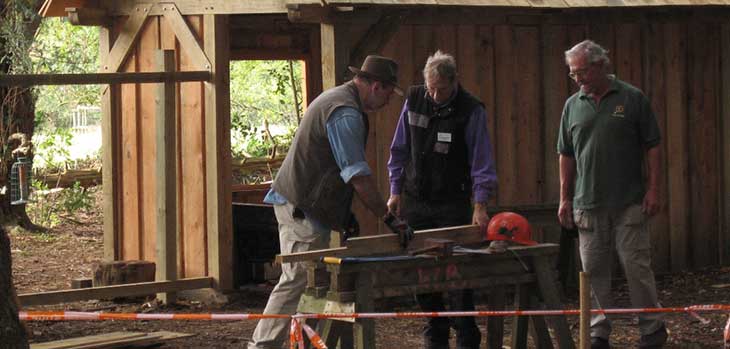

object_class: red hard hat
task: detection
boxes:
[486,212,537,246]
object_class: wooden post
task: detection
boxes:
[100,26,121,261]
[580,272,591,349]
[155,50,177,304]
[320,23,350,90]
[204,14,233,290]
[720,23,730,265]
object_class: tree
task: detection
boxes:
[0,1,42,347]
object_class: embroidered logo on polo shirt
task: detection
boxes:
[612,105,625,118]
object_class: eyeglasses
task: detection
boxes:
[568,63,597,80]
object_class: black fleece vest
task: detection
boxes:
[404,84,482,202]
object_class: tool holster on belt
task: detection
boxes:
[343,212,360,241]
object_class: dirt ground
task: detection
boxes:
[9,191,730,348]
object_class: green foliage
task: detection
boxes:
[33,127,72,171]
[31,18,99,131]
[0,0,39,74]
[57,181,93,214]
[27,179,59,228]
[231,123,296,159]
[27,179,94,229]
[230,60,303,159]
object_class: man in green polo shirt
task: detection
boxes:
[557,40,667,349]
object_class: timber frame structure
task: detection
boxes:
[17,0,730,300]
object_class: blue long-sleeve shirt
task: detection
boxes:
[264,106,371,206]
[387,100,497,203]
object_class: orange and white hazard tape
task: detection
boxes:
[19,304,730,322]
[18,311,289,321]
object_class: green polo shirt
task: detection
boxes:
[557,76,661,210]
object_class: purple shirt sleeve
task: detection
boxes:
[387,101,497,203]
[387,102,411,195]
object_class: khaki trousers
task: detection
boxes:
[248,202,330,349]
[574,204,664,340]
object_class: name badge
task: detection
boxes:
[437,132,452,143]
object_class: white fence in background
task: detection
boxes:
[71,105,101,135]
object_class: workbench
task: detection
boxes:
[297,243,574,349]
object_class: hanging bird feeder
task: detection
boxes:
[10,156,32,205]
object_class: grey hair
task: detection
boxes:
[423,50,457,83]
[565,40,610,66]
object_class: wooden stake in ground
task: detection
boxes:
[580,271,591,349]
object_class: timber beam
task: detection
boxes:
[0,71,212,87]
[66,7,110,26]
[19,277,213,306]
[277,224,483,264]
[348,9,404,75]
[100,1,320,16]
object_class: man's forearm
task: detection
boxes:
[559,154,576,202]
[350,175,388,219]
[646,145,661,191]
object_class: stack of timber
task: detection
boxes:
[276,224,484,264]
[31,331,193,349]
[38,168,102,188]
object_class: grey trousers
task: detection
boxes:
[247,202,330,349]
[574,204,664,340]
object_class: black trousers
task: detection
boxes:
[401,194,481,349]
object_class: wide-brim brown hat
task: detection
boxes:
[348,55,403,96]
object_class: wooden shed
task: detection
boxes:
[40,0,730,291]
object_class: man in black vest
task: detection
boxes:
[388,50,498,349]
[248,55,412,349]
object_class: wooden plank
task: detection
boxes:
[103,6,150,73]
[614,23,642,88]
[411,25,434,84]
[353,273,376,349]
[456,25,477,94]
[0,71,211,86]
[19,277,213,306]
[159,4,184,286]
[100,27,121,261]
[277,224,482,263]
[721,23,730,265]
[688,22,720,268]
[155,50,178,303]
[541,24,569,205]
[104,0,299,16]
[376,25,411,235]
[514,26,541,206]
[434,24,457,55]
[204,14,234,290]
[494,25,516,205]
[348,10,404,73]
[31,332,147,349]
[663,22,689,271]
[162,4,212,71]
[533,255,574,349]
[40,0,90,17]
[486,286,506,348]
[320,23,350,90]
[180,15,208,278]
[120,29,141,260]
[644,22,670,272]
[66,7,110,26]
[476,24,497,205]
[138,18,160,262]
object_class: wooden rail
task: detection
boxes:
[0,71,211,86]
[19,277,213,306]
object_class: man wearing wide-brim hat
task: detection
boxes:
[248,54,413,349]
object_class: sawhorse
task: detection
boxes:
[297,243,574,348]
